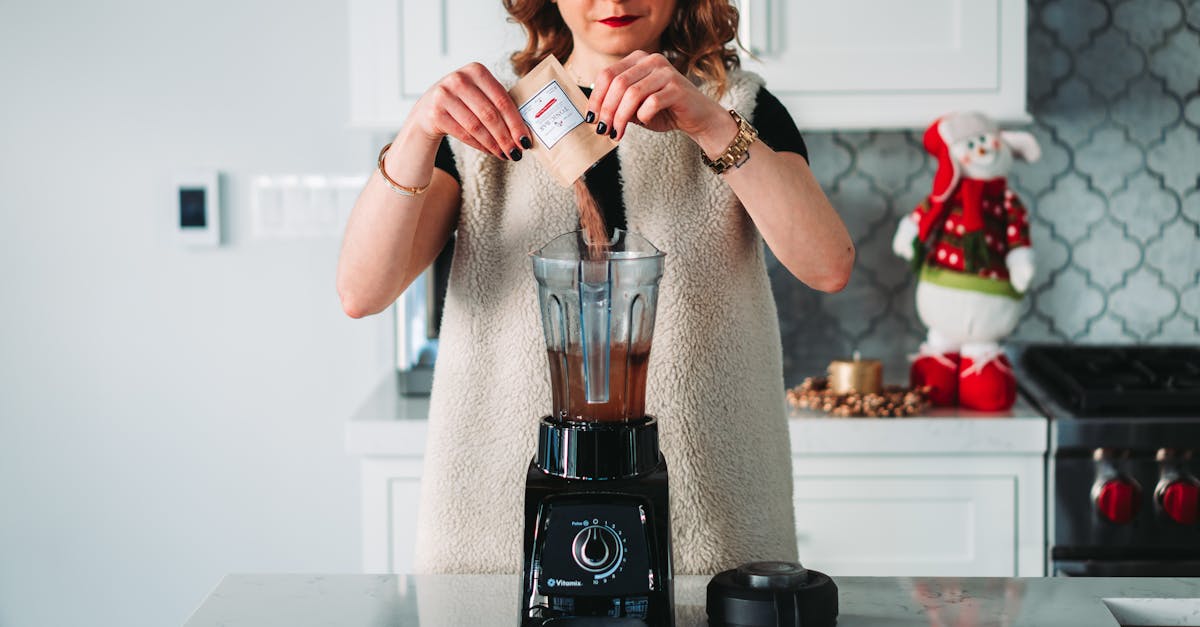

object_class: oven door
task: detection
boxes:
[1055,559,1200,577]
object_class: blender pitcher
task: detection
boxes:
[531,229,665,423]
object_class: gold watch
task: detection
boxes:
[701,109,758,175]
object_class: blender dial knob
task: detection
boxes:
[572,525,621,573]
[1094,477,1141,524]
[1159,479,1200,525]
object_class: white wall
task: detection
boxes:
[0,1,392,625]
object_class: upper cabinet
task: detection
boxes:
[738,0,1029,129]
[349,0,1029,131]
[348,0,526,129]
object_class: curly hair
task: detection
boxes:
[503,0,742,96]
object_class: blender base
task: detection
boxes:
[520,432,674,627]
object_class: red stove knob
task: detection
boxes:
[1159,480,1200,525]
[1094,478,1141,524]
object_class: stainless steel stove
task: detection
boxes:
[1015,344,1200,577]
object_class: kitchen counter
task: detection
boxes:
[345,373,1048,457]
[185,574,1200,626]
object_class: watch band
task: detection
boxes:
[701,109,758,175]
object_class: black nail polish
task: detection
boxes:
[584,111,595,124]
[596,121,607,135]
[509,148,523,161]
[499,151,508,160]
[519,136,532,149]
[609,127,617,139]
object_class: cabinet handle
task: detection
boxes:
[739,0,756,55]
[737,0,771,56]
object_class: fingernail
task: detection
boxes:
[519,136,532,149]
[499,151,508,160]
[596,121,607,135]
[609,127,617,139]
[509,148,522,161]
[584,111,595,124]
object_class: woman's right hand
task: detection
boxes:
[409,62,532,161]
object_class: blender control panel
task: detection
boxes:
[536,501,653,597]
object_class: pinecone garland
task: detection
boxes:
[787,377,931,418]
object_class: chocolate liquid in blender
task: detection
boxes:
[548,342,651,422]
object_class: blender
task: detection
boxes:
[521,229,673,626]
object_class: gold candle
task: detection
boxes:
[827,351,883,395]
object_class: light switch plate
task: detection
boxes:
[251,174,365,239]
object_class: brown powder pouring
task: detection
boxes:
[574,179,610,260]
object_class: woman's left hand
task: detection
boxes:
[587,51,734,151]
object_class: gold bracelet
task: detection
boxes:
[377,142,432,196]
[701,110,758,175]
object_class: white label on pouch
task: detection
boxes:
[519,80,584,150]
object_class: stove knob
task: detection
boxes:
[1094,478,1141,524]
[1158,480,1200,525]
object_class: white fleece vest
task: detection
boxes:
[413,69,798,575]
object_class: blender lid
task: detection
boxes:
[706,561,839,627]
[530,228,665,261]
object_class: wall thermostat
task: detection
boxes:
[174,171,221,246]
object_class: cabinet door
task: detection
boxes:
[361,457,423,573]
[388,476,422,573]
[737,0,1027,128]
[793,475,1016,576]
[350,0,526,127]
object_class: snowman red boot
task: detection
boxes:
[958,342,1017,411]
[910,331,961,406]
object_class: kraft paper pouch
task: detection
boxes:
[509,55,619,187]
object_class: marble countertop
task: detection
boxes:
[346,374,1048,457]
[185,574,1200,626]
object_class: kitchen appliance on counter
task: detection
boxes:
[706,561,838,627]
[1016,344,1200,577]
[522,230,673,626]
[396,238,454,396]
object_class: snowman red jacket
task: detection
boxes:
[908,178,1031,296]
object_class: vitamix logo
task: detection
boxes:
[545,578,581,588]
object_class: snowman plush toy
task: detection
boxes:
[893,111,1041,411]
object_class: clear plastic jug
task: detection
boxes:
[531,229,665,423]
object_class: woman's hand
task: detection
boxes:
[409,62,532,161]
[586,51,735,154]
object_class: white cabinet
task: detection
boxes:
[347,381,1048,576]
[348,0,525,128]
[738,0,1029,128]
[356,440,1044,577]
[360,457,424,574]
[349,0,1029,130]
[793,475,1014,576]
[791,455,1043,577]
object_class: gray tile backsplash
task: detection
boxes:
[774,0,1200,383]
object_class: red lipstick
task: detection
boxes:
[599,15,640,27]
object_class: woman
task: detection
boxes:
[337,0,854,575]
